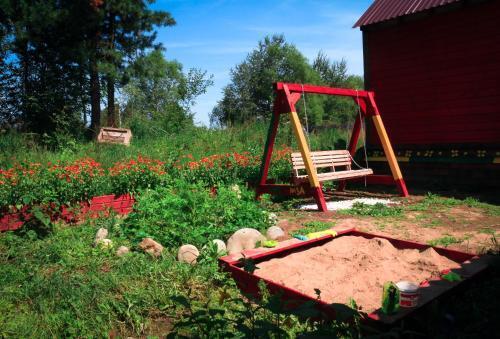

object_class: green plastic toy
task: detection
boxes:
[263,240,278,248]
[442,271,461,282]
[381,281,400,315]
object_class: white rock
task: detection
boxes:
[212,239,226,254]
[178,244,200,264]
[95,228,108,244]
[266,226,285,240]
[116,246,130,257]
[230,184,242,198]
[299,198,397,211]
[227,228,266,255]
[97,238,113,249]
[139,238,164,257]
[267,212,278,226]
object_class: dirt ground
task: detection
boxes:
[276,191,500,255]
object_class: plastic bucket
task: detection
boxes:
[396,281,419,307]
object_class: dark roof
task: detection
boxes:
[354,0,462,28]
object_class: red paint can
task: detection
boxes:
[396,281,419,307]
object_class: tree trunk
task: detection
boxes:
[20,42,30,128]
[106,75,115,127]
[89,54,101,136]
[106,11,116,127]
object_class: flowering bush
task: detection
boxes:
[174,146,292,187]
[0,148,293,211]
[0,158,106,210]
[108,155,169,194]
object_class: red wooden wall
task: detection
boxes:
[363,0,500,148]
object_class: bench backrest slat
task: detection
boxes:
[291,150,352,171]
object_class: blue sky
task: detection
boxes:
[152,0,372,125]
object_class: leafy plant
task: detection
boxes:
[121,181,272,248]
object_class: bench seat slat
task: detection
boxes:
[296,169,374,181]
[293,161,352,170]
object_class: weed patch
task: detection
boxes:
[291,220,336,237]
[339,202,403,217]
[427,235,462,248]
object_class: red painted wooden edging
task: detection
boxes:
[0,194,135,232]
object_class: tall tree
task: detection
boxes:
[313,51,348,87]
[122,49,213,135]
[313,51,364,128]
[1,0,90,135]
[93,0,175,130]
[0,0,175,140]
[210,34,323,127]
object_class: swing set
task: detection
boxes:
[255,82,409,211]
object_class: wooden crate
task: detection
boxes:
[97,127,132,146]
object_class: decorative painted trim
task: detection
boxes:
[366,148,499,164]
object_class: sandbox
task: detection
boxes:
[219,229,488,324]
[254,236,461,312]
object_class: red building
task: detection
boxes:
[355,0,500,190]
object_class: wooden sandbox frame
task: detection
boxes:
[219,228,488,325]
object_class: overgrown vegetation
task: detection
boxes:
[0,190,365,337]
[121,182,273,248]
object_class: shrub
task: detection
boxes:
[121,181,272,247]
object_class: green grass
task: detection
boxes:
[479,227,497,235]
[0,219,223,337]
[339,202,404,217]
[301,220,336,233]
[0,217,366,337]
[0,122,351,169]
[410,193,500,216]
[427,234,462,248]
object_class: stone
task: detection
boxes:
[230,184,242,199]
[277,219,289,228]
[212,239,226,254]
[226,228,266,255]
[139,238,164,257]
[267,212,278,226]
[178,244,200,264]
[97,238,113,249]
[266,226,285,240]
[116,246,130,257]
[95,228,108,245]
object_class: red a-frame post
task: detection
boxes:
[256,82,408,212]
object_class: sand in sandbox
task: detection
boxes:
[254,236,462,313]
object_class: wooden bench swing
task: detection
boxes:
[291,150,373,184]
[255,82,408,212]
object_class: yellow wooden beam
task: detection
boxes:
[289,111,320,188]
[371,114,403,180]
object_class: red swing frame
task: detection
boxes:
[255,82,409,211]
